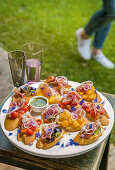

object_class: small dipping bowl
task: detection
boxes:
[29,96,48,113]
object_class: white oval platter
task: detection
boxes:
[0,81,114,158]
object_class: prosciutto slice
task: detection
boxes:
[8,99,25,113]
[77,81,93,92]
[62,91,82,106]
[41,122,57,139]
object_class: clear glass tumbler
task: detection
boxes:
[8,50,25,87]
[22,42,43,82]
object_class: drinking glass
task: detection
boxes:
[22,42,43,82]
[8,50,25,87]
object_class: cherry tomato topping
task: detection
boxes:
[100,108,105,115]
[25,101,28,105]
[82,104,87,110]
[11,111,20,119]
[27,129,34,136]
[90,111,96,118]
[86,108,92,113]
[21,129,27,134]
[62,101,71,105]
[59,102,65,109]
[30,126,36,131]
[44,119,48,123]
[78,115,82,119]
[45,76,56,83]
[36,119,42,126]
[23,105,29,112]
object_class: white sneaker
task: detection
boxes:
[92,51,114,69]
[75,28,91,60]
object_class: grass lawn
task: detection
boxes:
[0,0,115,144]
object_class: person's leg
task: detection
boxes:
[93,23,112,51]
[91,22,114,69]
[84,0,115,36]
[76,0,115,65]
[91,1,115,68]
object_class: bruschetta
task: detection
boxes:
[36,122,65,149]
[74,121,104,145]
[56,109,87,132]
[42,104,62,123]
[82,101,109,126]
[76,81,102,102]
[5,99,29,131]
[59,91,82,111]
[17,113,41,145]
[44,76,71,95]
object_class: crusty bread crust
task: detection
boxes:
[73,127,104,145]
[17,132,36,145]
[12,94,36,103]
[4,115,19,131]
[17,128,39,145]
[36,129,65,150]
[99,115,109,126]
[86,111,109,126]
[96,92,102,103]
[86,112,100,122]
[52,86,71,95]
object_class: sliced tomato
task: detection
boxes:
[30,126,36,131]
[11,111,20,119]
[21,129,27,134]
[62,100,71,105]
[36,119,42,126]
[27,129,34,136]
[25,101,28,105]
[44,119,48,123]
[86,108,92,113]
[45,76,56,83]
[23,105,30,112]
[18,110,25,115]
[78,115,82,119]
[90,110,96,118]
[79,87,84,92]
[59,102,65,109]
[82,104,87,110]
[100,108,106,115]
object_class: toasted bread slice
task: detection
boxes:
[42,104,62,123]
[17,132,36,145]
[99,115,109,126]
[74,127,104,145]
[86,111,109,126]
[17,128,39,145]
[4,114,19,131]
[36,129,65,150]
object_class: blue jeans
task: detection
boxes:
[84,0,115,49]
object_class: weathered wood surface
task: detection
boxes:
[0,92,114,170]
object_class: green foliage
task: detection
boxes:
[0,0,115,144]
